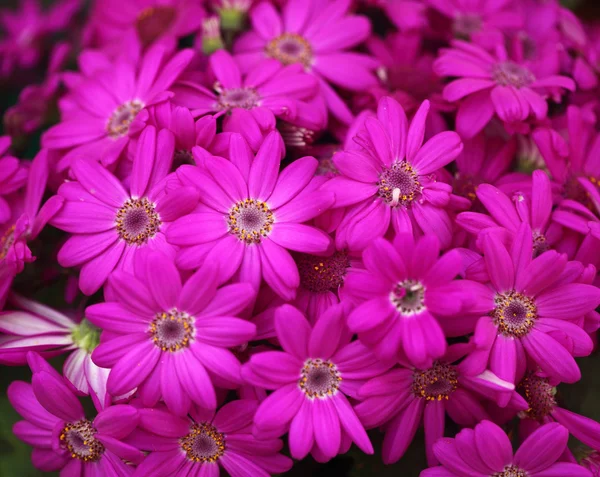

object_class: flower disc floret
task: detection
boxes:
[266,33,313,68]
[299,358,342,399]
[412,362,458,401]
[377,161,421,207]
[60,419,104,462]
[227,198,274,244]
[180,423,225,463]
[149,309,195,352]
[107,100,144,138]
[492,291,537,338]
[115,197,161,246]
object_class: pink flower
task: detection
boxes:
[434,40,575,138]
[131,400,292,477]
[421,420,593,477]
[42,46,194,171]
[0,136,27,222]
[233,0,378,124]
[87,252,256,416]
[244,305,388,462]
[50,126,199,295]
[167,131,334,300]
[321,96,463,250]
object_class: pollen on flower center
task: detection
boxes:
[149,309,195,352]
[377,161,421,207]
[0,224,16,260]
[296,251,350,293]
[136,6,177,47]
[532,230,549,257]
[266,33,313,68]
[518,373,557,420]
[493,465,530,477]
[107,100,144,138]
[227,199,274,244]
[412,362,459,401]
[492,291,537,337]
[115,197,161,246]
[180,423,225,463]
[60,419,104,462]
[299,358,342,399]
[390,279,426,315]
[216,86,260,110]
[492,62,535,88]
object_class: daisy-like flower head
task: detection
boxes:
[345,233,471,368]
[167,131,335,301]
[355,344,522,465]
[0,294,110,409]
[87,251,256,416]
[172,50,323,145]
[233,0,378,124]
[88,0,205,53]
[8,353,142,475]
[458,222,600,385]
[434,40,575,138]
[322,96,463,251]
[244,305,389,462]
[42,46,194,172]
[50,126,200,295]
[131,399,292,477]
[421,420,593,477]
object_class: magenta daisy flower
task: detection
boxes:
[0,293,110,409]
[355,344,521,465]
[458,223,599,385]
[244,305,389,462]
[87,252,256,416]
[8,353,142,475]
[42,45,194,171]
[321,96,463,251]
[345,233,471,368]
[434,40,575,138]
[50,126,199,295]
[130,400,292,477]
[421,420,593,477]
[233,0,378,124]
[167,131,334,300]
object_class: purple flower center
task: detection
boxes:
[217,87,260,110]
[107,100,144,138]
[492,62,535,89]
[453,14,482,38]
[296,251,350,293]
[377,161,421,207]
[60,419,104,462]
[180,423,225,463]
[116,197,161,246]
[492,291,537,337]
[493,465,529,477]
[532,230,549,257]
[136,6,177,47]
[390,279,426,315]
[412,362,459,400]
[518,373,557,420]
[453,173,478,201]
[266,33,313,68]
[149,309,195,352]
[227,199,274,244]
[0,224,16,260]
[299,358,342,399]
[174,149,194,166]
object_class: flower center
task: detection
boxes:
[493,465,529,477]
[136,6,177,47]
[71,319,101,353]
[518,373,557,420]
[390,279,426,315]
[532,231,549,258]
[299,359,341,399]
[492,291,537,337]
[266,33,313,68]
[453,14,482,38]
[107,100,144,138]
[227,199,274,244]
[0,224,16,260]
[492,62,535,88]
[412,362,459,400]
[565,175,599,214]
[216,86,260,110]
[454,174,478,201]
[377,161,421,207]
[296,252,350,293]
[149,309,195,352]
[180,423,225,463]
[174,149,194,167]
[60,419,104,462]
[115,197,161,246]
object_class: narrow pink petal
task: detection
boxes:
[382,398,424,464]
[513,422,567,473]
[313,398,341,459]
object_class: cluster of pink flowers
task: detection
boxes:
[1,0,600,475]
